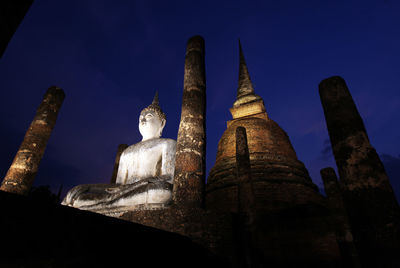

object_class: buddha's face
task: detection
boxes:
[139,110,166,141]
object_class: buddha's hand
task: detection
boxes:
[61,184,90,206]
[158,175,173,184]
[105,187,120,194]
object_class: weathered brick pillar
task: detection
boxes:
[172,35,206,208]
[235,126,258,267]
[320,167,360,268]
[110,144,128,184]
[319,76,400,265]
[235,127,255,217]
[0,86,65,195]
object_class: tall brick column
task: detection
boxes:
[234,126,259,267]
[172,35,206,208]
[319,76,400,266]
[235,127,255,217]
[320,167,360,267]
[1,86,65,195]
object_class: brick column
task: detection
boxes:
[234,126,259,267]
[1,86,65,195]
[319,76,400,265]
[235,126,255,216]
[172,35,206,208]
[320,167,360,267]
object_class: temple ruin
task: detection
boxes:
[1,36,399,267]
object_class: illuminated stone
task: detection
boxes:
[110,144,128,184]
[233,40,262,108]
[172,35,206,208]
[62,93,176,212]
[206,42,322,213]
[235,126,255,216]
[206,42,341,264]
[0,86,65,195]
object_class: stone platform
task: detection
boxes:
[0,191,227,267]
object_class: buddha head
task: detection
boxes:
[139,92,166,141]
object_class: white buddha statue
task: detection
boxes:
[62,93,176,212]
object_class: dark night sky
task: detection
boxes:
[1,0,399,201]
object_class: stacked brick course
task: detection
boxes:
[0,86,65,195]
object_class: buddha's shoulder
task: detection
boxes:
[153,138,176,150]
[159,138,176,146]
[123,138,176,154]
[143,138,176,147]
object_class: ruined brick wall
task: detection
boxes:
[120,207,235,263]
[205,116,341,265]
[207,116,322,213]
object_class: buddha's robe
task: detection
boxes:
[62,138,176,212]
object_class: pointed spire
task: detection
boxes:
[233,40,262,108]
[152,91,159,105]
[141,90,166,121]
[237,39,255,98]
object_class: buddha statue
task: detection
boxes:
[62,92,176,212]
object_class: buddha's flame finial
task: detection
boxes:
[152,91,159,105]
[141,90,166,121]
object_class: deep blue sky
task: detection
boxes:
[1,0,399,201]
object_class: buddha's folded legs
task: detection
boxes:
[62,176,173,211]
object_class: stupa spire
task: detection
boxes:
[237,39,255,98]
[233,40,262,108]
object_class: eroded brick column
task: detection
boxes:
[235,126,258,267]
[172,35,206,208]
[321,167,360,267]
[319,76,400,265]
[0,86,65,195]
[235,127,255,216]
[110,144,128,184]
